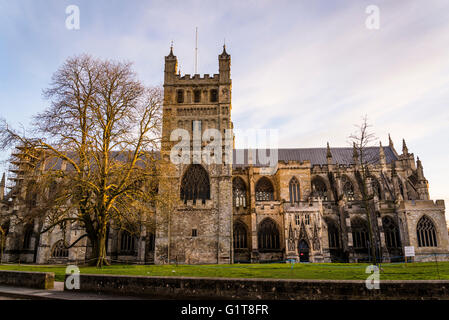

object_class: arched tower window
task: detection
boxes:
[120,230,137,254]
[233,177,247,208]
[382,216,401,248]
[51,240,68,258]
[177,89,184,103]
[417,216,437,247]
[342,176,355,201]
[180,164,210,204]
[233,222,248,249]
[289,177,300,203]
[210,89,218,102]
[258,219,280,250]
[351,218,369,249]
[312,177,328,201]
[255,177,274,201]
[193,90,201,103]
[23,224,34,250]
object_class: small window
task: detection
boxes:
[192,229,198,237]
[194,90,201,103]
[210,89,218,102]
[177,90,184,103]
[305,214,310,225]
[289,177,300,203]
[295,214,300,225]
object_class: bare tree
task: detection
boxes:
[0,54,162,267]
[348,115,379,265]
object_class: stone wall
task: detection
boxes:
[0,270,54,289]
[66,274,449,300]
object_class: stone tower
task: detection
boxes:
[154,45,233,264]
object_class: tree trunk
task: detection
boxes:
[89,228,109,268]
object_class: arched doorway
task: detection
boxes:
[298,239,309,262]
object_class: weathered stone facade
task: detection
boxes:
[0,47,447,264]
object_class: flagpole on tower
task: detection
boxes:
[194,27,198,74]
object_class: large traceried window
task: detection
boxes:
[51,240,68,258]
[180,164,210,204]
[255,177,274,201]
[233,177,247,208]
[233,222,248,249]
[351,218,369,249]
[382,216,401,249]
[342,176,355,201]
[312,177,328,201]
[258,219,280,250]
[289,177,300,203]
[120,231,137,255]
[417,216,437,247]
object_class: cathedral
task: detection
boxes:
[0,46,448,264]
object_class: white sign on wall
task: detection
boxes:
[404,246,415,257]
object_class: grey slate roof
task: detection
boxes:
[38,147,397,170]
[232,146,397,168]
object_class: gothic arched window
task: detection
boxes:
[255,177,274,201]
[258,219,280,250]
[23,224,34,250]
[51,240,68,258]
[210,89,218,102]
[327,220,340,249]
[233,177,247,208]
[289,177,300,203]
[342,176,355,201]
[120,230,137,254]
[371,178,382,200]
[194,90,201,103]
[351,218,369,249]
[382,216,401,248]
[417,216,437,247]
[312,177,328,201]
[233,222,248,249]
[177,89,184,103]
[180,164,210,204]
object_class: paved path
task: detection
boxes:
[0,282,147,300]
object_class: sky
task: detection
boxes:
[0,0,448,218]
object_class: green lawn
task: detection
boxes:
[0,262,447,282]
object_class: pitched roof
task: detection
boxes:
[232,146,397,168]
